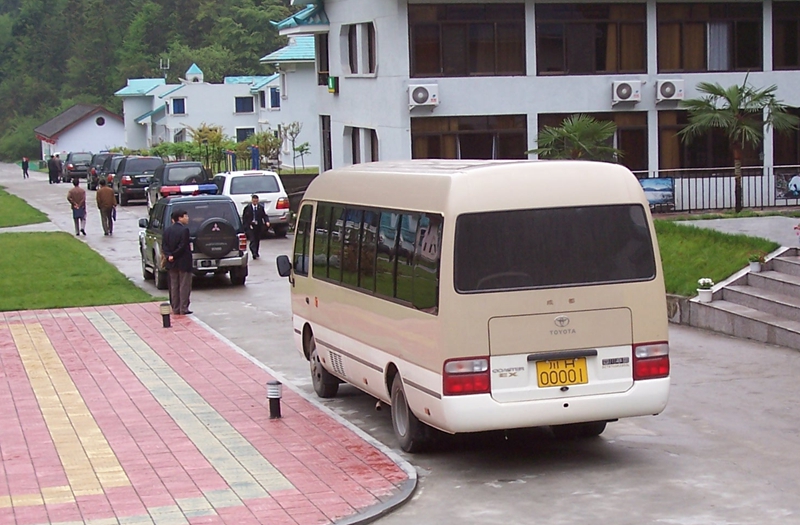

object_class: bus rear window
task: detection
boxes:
[454,204,656,292]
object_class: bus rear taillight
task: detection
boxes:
[633,342,670,380]
[443,357,490,395]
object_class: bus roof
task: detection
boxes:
[303,160,648,214]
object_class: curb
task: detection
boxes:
[189,315,418,524]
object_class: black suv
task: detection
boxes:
[100,155,124,186]
[138,195,249,289]
[63,152,93,183]
[112,156,165,206]
[146,161,212,210]
[87,152,117,190]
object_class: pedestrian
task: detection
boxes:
[67,178,87,236]
[47,155,59,184]
[162,209,193,315]
[56,154,64,183]
[241,194,269,259]
[21,157,29,179]
[96,178,116,236]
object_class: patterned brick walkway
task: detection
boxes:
[0,304,414,525]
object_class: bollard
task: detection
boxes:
[159,302,171,328]
[267,380,282,419]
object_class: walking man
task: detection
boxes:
[21,157,29,179]
[241,194,269,259]
[67,179,87,236]
[162,209,193,315]
[47,155,59,184]
[96,179,116,236]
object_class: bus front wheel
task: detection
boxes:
[390,376,429,453]
[309,340,339,398]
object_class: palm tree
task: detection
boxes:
[678,78,799,213]
[527,114,623,162]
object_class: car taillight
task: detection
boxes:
[67,163,74,170]
[443,357,490,395]
[238,233,247,251]
[90,167,96,175]
[276,197,290,210]
[121,175,133,185]
[633,342,670,380]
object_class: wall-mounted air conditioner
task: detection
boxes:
[656,80,685,102]
[409,84,439,109]
[612,81,642,105]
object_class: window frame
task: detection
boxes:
[774,2,800,70]
[234,96,255,114]
[172,98,186,115]
[235,127,256,143]
[316,33,331,85]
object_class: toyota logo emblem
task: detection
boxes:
[211,223,220,232]
[554,316,570,327]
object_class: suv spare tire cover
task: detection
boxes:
[195,218,238,257]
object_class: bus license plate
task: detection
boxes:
[536,358,588,388]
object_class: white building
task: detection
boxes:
[34,104,124,158]
[272,0,800,182]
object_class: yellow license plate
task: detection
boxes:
[536,357,588,388]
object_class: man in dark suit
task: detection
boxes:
[162,209,193,315]
[241,194,270,259]
[47,155,59,184]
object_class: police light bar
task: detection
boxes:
[160,184,219,197]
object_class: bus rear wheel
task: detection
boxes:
[551,421,607,440]
[309,340,339,398]
[390,376,430,453]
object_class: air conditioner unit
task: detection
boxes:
[409,84,439,109]
[612,81,642,104]
[656,79,685,102]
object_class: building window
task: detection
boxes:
[657,3,762,73]
[658,111,760,171]
[538,113,647,172]
[774,108,800,165]
[269,87,281,109]
[343,23,377,75]
[348,24,359,74]
[259,90,266,108]
[172,98,186,115]
[409,4,525,78]
[367,23,376,74]
[349,127,361,164]
[321,115,332,172]
[412,115,527,160]
[174,128,186,143]
[775,2,800,70]
[95,116,105,126]
[370,129,379,162]
[316,33,330,85]
[235,96,254,113]
[536,4,646,75]
[236,128,255,143]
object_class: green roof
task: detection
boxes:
[271,3,328,34]
[250,74,281,92]
[158,85,185,99]
[115,78,166,97]
[134,104,166,124]
[186,63,203,75]
[261,36,315,63]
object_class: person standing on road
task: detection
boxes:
[67,178,87,236]
[162,209,193,315]
[96,178,116,236]
[55,154,64,183]
[47,155,59,184]
[21,157,29,179]
[241,194,269,259]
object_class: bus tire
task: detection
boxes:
[309,340,339,398]
[390,376,429,453]
[551,421,607,440]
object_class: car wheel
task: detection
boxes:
[141,250,154,281]
[119,192,129,206]
[154,260,168,290]
[273,224,289,238]
[309,338,339,398]
[391,375,430,453]
[229,266,247,286]
[550,421,607,440]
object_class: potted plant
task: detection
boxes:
[747,252,765,273]
[697,277,714,303]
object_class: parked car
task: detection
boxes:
[112,156,165,206]
[63,151,93,183]
[100,154,124,186]
[138,195,249,289]
[146,161,215,211]
[87,152,117,190]
[212,170,291,237]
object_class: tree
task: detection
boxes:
[282,121,302,172]
[678,78,799,212]
[526,114,622,162]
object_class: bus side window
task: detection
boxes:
[293,205,312,276]
[342,208,363,287]
[395,213,419,304]
[413,214,442,313]
[313,203,332,279]
[359,210,379,292]
[376,212,400,297]
[328,206,346,282]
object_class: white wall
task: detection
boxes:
[122,97,153,150]
[276,63,321,168]
[40,111,124,157]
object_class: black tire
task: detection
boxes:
[141,250,154,280]
[551,421,607,440]
[195,218,238,258]
[119,192,129,206]
[229,266,247,286]
[309,339,339,398]
[154,263,168,290]
[273,224,289,238]
[391,375,430,453]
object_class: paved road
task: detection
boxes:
[3,164,800,524]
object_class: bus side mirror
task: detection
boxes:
[276,255,292,278]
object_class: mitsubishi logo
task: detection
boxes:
[554,316,570,327]
[211,223,220,232]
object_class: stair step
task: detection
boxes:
[690,299,800,351]
[772,255,800,278]
[747,270,800,298]
[723,284,800,319]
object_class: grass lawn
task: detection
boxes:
[0,187,49,228]
[655,220,779,297]
[0,232,155,311]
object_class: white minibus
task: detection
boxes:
[277,160,669,452]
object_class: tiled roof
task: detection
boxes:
[260,36,315,63]
[34,104,122,140]
[114,78,166,97]
[134,104,166,124]
[223,76,274,85]
[186,63,203,75]
[271,3,329,34]
[250,74,281,93]
[158,85,185,99]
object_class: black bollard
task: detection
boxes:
[267,380,282,419]
[160,302,171,328]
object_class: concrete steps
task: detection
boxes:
[686,247,800,351]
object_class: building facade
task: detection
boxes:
[34,104,124,158]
